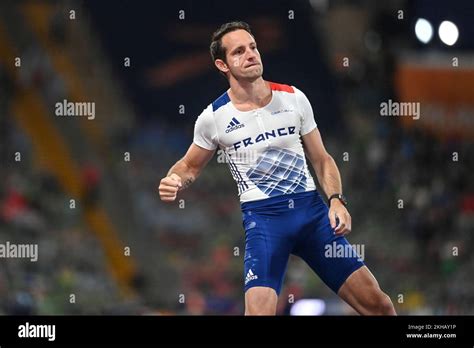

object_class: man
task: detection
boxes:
[159,21,396,316]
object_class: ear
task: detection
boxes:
[214,59,229,74]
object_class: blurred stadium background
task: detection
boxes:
[0,0,473,315]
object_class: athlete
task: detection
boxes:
[159,21,396,315]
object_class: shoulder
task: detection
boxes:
[267,81,307,100]
[267,81,308,106]
[211,90,231,112]
[197,90,230,123]
[195,103,214,128]
[267,81,296,94]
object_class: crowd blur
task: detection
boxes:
[1,0,472,315]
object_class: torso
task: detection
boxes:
[198,81,317,203]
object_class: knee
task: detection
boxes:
[246,296,275,315]
[246,304,274,315]
[367,291,396,315]
[245,288,277,315]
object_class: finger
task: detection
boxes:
[162,175,180,184]
[160,191,177,198]
[161,195,177,202]
[329,211,337,229]
[344,215,352,235]
[161,178,180,188]
[345,221,352,235]
[334,222,346,234]
[169,174,182,188]
[159,185,179,194]
[170,178,182,188]
[339,224,350,235]
[159,182,178,190]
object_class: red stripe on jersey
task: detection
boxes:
[269,81,294,93]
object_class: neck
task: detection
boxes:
[228,77,270,106]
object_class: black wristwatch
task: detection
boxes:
[328,193,348,207]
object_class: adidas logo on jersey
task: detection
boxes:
[226,117,245,133]
[245,269,258,285]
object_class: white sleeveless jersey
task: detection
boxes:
[193,82,317,203]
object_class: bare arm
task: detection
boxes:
[302,128,351,235]
[302,128,342,199]
[159,143,215,202]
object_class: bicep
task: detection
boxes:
[182,143,215,173]
[301,128,330,165]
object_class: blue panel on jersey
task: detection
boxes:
[212,92,231,111]
[246,148,307,196]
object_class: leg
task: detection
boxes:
[338,266,396,315]
[245,286,278,315]
[241,206,294,316]
[293,193,395,315]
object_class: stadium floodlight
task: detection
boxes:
[415,18,433,44]
[438,20,459,46]
[290,299,326,316]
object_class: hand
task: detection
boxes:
[158,173,182,202]
[328,200,352,236]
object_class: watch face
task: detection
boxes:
[330,194,347,206]
[333,194,347,205]
[340,195,347,205]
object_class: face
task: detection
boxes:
[217,29,263,81]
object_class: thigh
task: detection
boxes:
[338,266,396,315]
[338,265,380,297]
[293,201,364,293]
[243,211,292,296]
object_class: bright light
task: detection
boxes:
[290,299,326,316]
[438,21,459,46]
[415,18,433,44]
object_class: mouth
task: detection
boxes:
[245,62,260,68]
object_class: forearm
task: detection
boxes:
[167,158,198,191]
[313,155,342,199]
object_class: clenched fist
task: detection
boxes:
[328,200,352,236]
[159,173,182,202]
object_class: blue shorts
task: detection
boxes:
[241,190,364,295]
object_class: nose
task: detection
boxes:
[246,53,258,65]
[246,47,257,60]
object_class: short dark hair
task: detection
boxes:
[210,21,253,64]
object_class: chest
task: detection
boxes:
[216,101,301,153]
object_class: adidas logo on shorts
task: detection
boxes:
[245,269,258,285]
